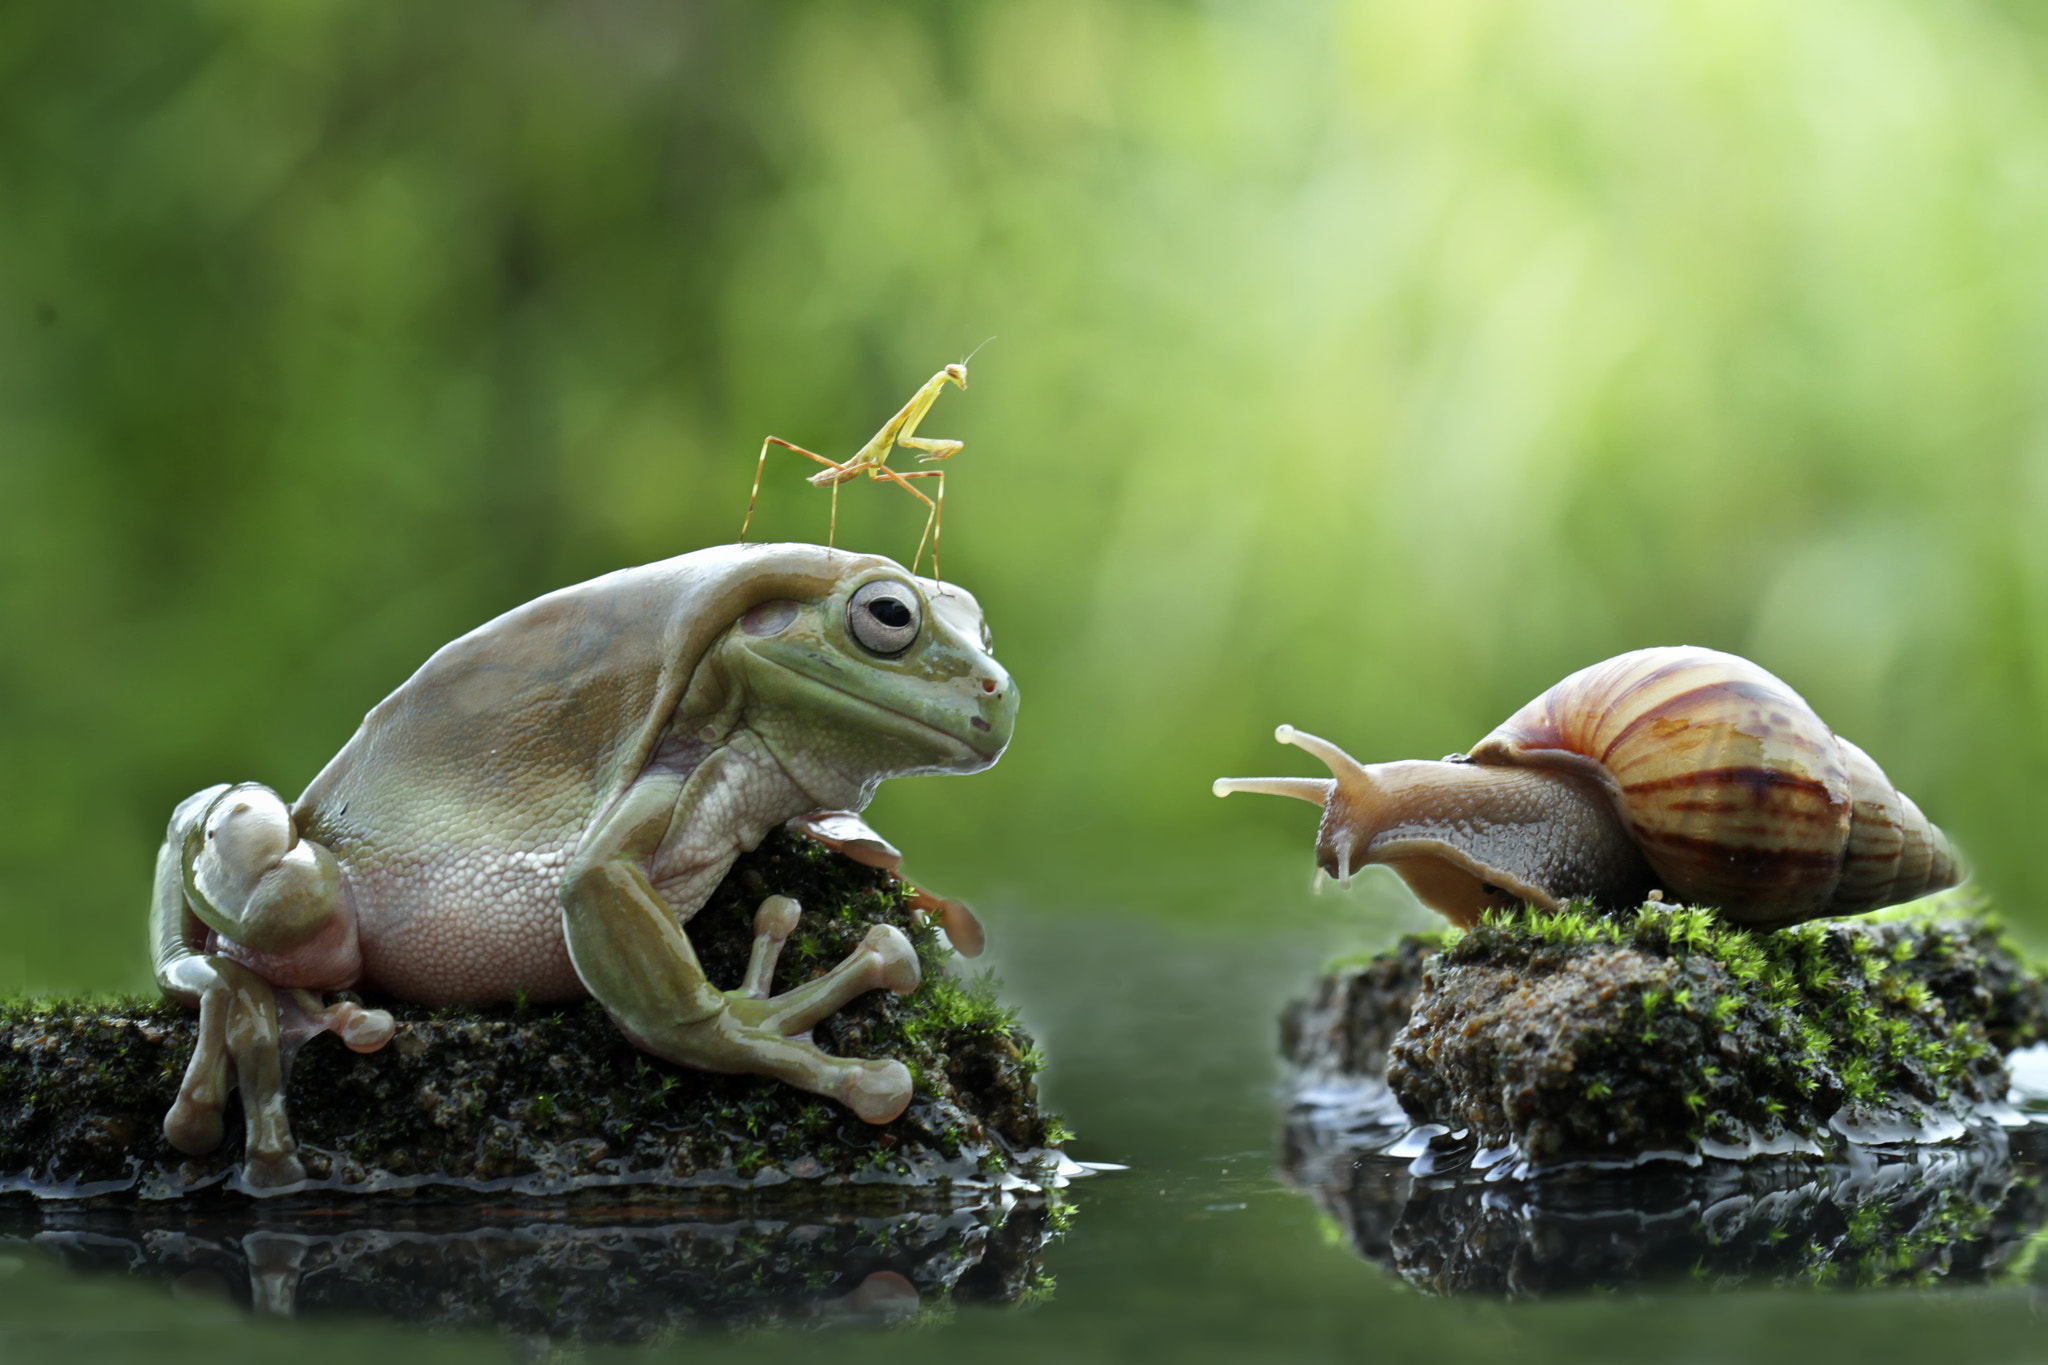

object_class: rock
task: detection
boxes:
[0,828,1063,1203]
[1283,902,2048,1168]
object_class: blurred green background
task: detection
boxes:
[6,0,2048,994]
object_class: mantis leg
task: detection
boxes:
[742,437,849,543]
[867,465,944,577]
[899,436,962,464]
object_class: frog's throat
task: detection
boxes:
[731,722,876,828]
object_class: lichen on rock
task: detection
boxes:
[1285,899,2048,1168]
[0,827,1062,1203]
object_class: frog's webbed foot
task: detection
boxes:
[789,811,903,871]
[155,782,382,1190]
[788,810,986,957]
[684,895,922,1124]
[163,975,397,1189]
[283,989,396,1055]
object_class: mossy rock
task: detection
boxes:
[0,827,1061,1204]
[1285,901,2048,1168]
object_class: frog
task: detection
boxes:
[148,542,1017,1188]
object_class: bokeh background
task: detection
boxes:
[7,0,2048,994]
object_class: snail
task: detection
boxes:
[1212,647,1961,930]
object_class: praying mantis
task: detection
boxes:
[739,358,975,579]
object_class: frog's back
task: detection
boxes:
[292,545,849,1004]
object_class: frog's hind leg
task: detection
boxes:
[160,955,231,1157]
[152,782,377,1189]
[157,952,305,1187]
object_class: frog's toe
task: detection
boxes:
[862,925,921,996]
[905,885,987,958]
[824,1271,921,1323]
[839,1059,913,1125]
[240,1145,307,1190]
[788,811,904,872]
[163,1096,224,1157]
[739,895,803,999]
[336,1004,396,1054]
[282,989,396,1054]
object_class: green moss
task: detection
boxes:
[1458,898,2042,1148]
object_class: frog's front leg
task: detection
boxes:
[789,810,986,957]
[562,782,922,1124]
[150,783,392,1187]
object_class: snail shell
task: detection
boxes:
[1213,646,1961,930]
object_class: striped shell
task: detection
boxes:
[1465,646,1960,928]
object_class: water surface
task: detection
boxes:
[3,908,2046,1363]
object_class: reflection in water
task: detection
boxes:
[2,1195,1055,1342]
[1281,1088,2048,1296]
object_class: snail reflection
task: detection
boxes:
[1282,1108,2048,1295]
[7,1197,1056,1342]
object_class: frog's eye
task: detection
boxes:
[848,580,921,657]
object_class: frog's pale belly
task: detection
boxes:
[345,842,585,1004]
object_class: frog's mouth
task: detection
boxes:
[792,669,1009,767]
[742,650,1012,772]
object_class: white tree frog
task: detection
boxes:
[148,543,1017,1187]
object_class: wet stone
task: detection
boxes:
[1284,903,2048,1168]
[0,828,1061,1204]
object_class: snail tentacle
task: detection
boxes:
[1211,776,1329,804]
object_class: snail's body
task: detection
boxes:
[1215,648,1960,930]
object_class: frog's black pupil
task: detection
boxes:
[868,598,912,628]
